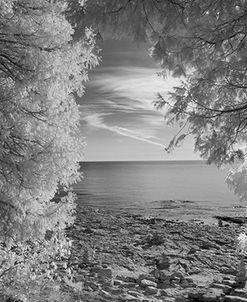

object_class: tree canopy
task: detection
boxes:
[0,0,99,300]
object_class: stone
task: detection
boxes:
[100,289,113,299]
[223,280,238,288]
[97,268,113,279]
[125,276,138,283]
[211,283,232,295]
[160,280,171,289]
[202,288,225,301]
[108,288,124,295]
[84,280,99,291]
[120,293,138,301]
[140,279,158,288]
[114,279,124,286]
[90,265,102,273]
[121,282,136,289]
[171,276,180,284]
[187,246,198,254]
[224,296,247,302]
[162,298,176,302]
[138,274,156,282]
[145,286,158,295]
[232,289,247,298]
[187,289,206,301]
[156,254,171,270]
[127,290,142,297]
[160,289,168,296]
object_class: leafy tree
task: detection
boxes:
[0,0,99,300]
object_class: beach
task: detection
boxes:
[65,206,247,302]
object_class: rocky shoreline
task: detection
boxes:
[66,206,247,302]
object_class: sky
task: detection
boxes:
[79,38,199,161]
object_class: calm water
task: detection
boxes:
[74,161,244,222]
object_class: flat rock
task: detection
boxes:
[145,286,158,295]
[225,296,247,302]
[140,279,157,288]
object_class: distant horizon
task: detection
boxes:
[82,159,206,163]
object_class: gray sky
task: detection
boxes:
[79,38,199,161]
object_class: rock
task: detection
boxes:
[235,257,246,289]
[140,279,158,288]
[160,280,171,288]
[163,298,176,302]
[127,290,142,298]
[180,277,196,289]
[160,289,168,296]
[156,254,171,270]
[187,289,206,301]
[90,265,102,273]
[211,283,232,295]
[171,276,180,284]
[175,297,189,302]
[145,233,165,246]
[188,267,202,274]
[138,274,156,282]
[97,268,113,279]
[107,287,125,295]
[223,280,238,288]
[125,276,138,283]
[232,289,247,298]
[100,289,113,299]
[114,279,124,286]
[202,288,225,301]
[120,293,138,301]
[224,296,247,302]
[153,269,171,283]
[84,280,99,291]
[145,286,158,295]
[170,271,185,281]
[121,282,136,289]
[188,246,198,254]
[5,298,25,302]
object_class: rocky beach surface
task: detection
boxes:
[65,206,247,302]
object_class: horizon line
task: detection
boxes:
[81,159,206,163]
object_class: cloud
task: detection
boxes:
[78,38,194,160]
[82,113,165,148]
[90,66,179,112]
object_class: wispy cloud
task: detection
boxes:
[79,38,197,160]
[82,113,165,148]
[90,66,179,113]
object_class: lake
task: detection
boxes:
[74,161,244,222]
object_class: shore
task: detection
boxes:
[66,206,247,302]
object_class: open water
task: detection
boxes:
[74,161,245,222]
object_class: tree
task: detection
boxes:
[0,0,99,300]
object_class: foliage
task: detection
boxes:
[0,0,99,300]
